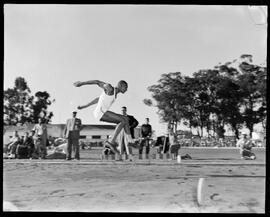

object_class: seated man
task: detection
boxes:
[236,132,256,160]
[102,143,115,156]
[27,130,36,159]
[155,136,169,154]
[46,141,67,159]
[7,131,21,159]
[16,132,32,159]
[102,132,133,158]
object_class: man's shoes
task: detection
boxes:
[66,158,72,161]
[74,158,80,161]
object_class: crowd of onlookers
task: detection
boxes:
[3,126,264,161]
[4,117,51,159]
[4,130,43,159]
[175,136,265,148]
[3,131,68,160]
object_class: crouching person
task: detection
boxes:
[168,124,192,160]
[168,125,180,160]
[237,132,256,160]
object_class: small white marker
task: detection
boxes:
[197,178,205,206]
[177,154,181,163]
[3,201,19,211]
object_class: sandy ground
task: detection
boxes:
[3,148,266,213]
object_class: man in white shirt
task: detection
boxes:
[64,111,82,160]
[32,118,47,159]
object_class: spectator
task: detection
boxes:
[154,136,168,154]
[168,124,180,158]
[32,118,48,159]
[119,106,139,155]
[46,141,67,159]
[27,131,36,159]
[236,132,256,160]
[139,118,152,157]
[167,124,191,160]
[7,131,21,159]
[16,132,31,159]
[121,106,139,139]
[64,111,82,160]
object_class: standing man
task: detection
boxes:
[119,106,139,155]
[74,80,135,154]
[64,111,82,160]
[139,118,152,158]
[32,118,47,159]
[121,106,139,139]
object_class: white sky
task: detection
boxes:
[4,5,267,136]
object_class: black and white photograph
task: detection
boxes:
[3,4,267,213]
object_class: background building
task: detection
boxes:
[3,124,115,144]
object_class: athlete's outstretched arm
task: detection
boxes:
[74,80,106,88]
[77,97,99,110]
[74,80,114,95]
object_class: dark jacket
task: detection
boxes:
[127,115,139,139]
[141,124,152,138]
[23,137,34,149]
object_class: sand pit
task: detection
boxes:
[3,148,266,213]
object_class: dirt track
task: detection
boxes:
[3,148,266,213]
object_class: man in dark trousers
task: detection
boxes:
[64,111,82,160]
[122,106,139,139]
[139,118,152,158]
[121,106,139,155]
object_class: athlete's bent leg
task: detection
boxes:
[100,111,130,144]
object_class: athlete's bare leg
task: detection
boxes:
[100,111,132,144]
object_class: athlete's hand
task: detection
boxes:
[77,105,83,110]
[74,81,82,87]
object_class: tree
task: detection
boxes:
[4,77,54,125]
[145,72,188,134]
[32,91,54,123]
[237,63,267,136]
[4,77,33,125]
[213,54,266,139]
[189,70,219,137]
[145,54,266,139]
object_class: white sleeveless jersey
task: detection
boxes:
[93,88,116,120]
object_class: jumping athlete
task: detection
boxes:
[74,80,134,154]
